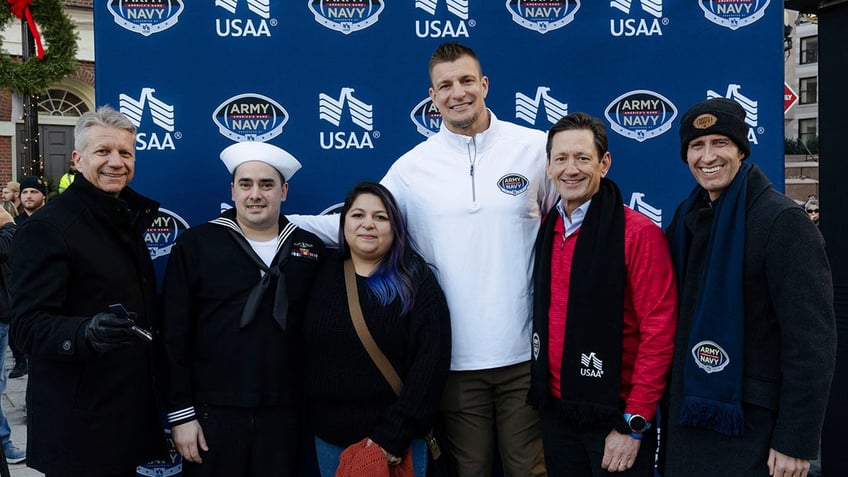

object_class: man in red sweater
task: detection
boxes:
[528,112,677,476]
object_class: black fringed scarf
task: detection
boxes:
[529,178,626,427]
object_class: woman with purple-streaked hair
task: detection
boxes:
[303,181,451,477]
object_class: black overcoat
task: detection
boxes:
[9,175,164,476]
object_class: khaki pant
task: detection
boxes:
[440,361,547,477]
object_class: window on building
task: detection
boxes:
[799,118,817,146]
[38,89,90,117]
[800,36,818,64]
[799,77,818,104]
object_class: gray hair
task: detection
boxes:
[74,106,136,154]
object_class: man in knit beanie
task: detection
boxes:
[662,97,836,477]
[13,176,46,225]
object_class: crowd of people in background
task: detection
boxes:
[0,42,836,477]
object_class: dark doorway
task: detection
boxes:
[15,124,75,196]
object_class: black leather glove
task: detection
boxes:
[85,312,137,354]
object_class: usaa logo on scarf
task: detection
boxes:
[107,0,184,37]
[580,352,604,378]
[691,340,730,373]
[699,0,770,30]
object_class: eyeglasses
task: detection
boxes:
[806,208,820,213]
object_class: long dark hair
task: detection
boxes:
[338,182,424,315]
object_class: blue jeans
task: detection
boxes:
[314,436,428,477]
[0,323,12,449]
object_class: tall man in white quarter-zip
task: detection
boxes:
[290,42,555,476]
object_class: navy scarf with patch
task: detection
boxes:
[669,161,752,436]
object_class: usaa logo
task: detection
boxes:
[215,0,276,37]
[108,0,184,36]
[506,0,580,34]
[515,87,568,126]
[212,93,289,142]
[706,84,761,144]
[145,208,190,260]
[119,88,181,151]
[415,0,475,39]
[700,0,770,30]
[318,88,377,150]
[309,0,385,35]
[604,90,677,142]
[410,97,442,137]
[610,0,667,37]
[627,192,662,228]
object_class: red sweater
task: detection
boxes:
[547,207,677,420]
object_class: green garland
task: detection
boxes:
[0,0,79,96]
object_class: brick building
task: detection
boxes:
[0,0,94,191]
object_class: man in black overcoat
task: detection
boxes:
[10,106,164,476]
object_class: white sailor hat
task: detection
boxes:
[219,141,302,182]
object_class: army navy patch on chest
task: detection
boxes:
[497,173,530,196]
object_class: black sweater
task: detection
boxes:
[303,256,451,456]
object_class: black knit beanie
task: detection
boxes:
[19,176,46,195]
[679,98,750,162]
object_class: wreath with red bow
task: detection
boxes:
[0,0,78,96]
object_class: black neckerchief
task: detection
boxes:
[210,208,296,330]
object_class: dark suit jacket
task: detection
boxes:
[663,164,836,476]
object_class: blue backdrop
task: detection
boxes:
[94,1,782,474]
[94,0,783,270]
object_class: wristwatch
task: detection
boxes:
[623,413,648,434]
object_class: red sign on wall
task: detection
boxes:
[785,83,799,114]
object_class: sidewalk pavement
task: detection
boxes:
[3,349,42,477]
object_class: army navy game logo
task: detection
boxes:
[410,97,442,137]
[506,0,580,34]
[604,89,677,142]
[532,332,540,360]
[108,0,184,36]
[309,0,385,35]
[216,0,277,37]
[497,174,529,196]
[119,88,180,151]
[515,87,568,126]
[691,340,730,373]
[415,0,474,38]
[318,88,377,150]
[212,93,289,142]
[145,208,190,260]
[707,83,761,145]
[700,0,770,30]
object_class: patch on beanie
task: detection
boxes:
[693,114,718,129]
